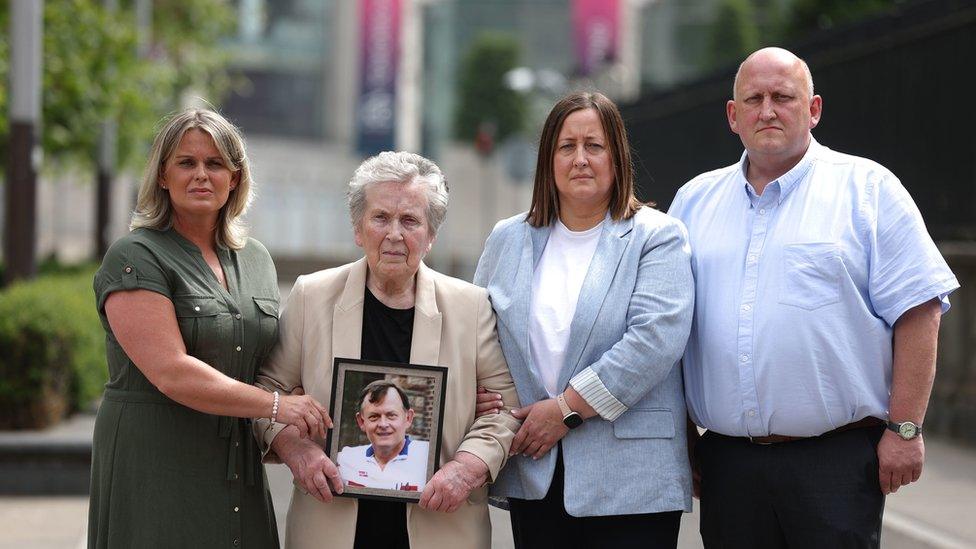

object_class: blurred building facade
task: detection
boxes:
[216,0,667,279]
[23,0,755,277]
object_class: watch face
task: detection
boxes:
[899,422,918,439]
[564,413,583,429]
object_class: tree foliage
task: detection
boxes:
[706,0,760,70]
[454,32,528,144]
[786,0,902,38]
[0,0,234,174]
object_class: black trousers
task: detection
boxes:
[508,448,682,549]
[697,425,885,549]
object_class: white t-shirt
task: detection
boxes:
[529,219,603,397]
[336,436,429,492]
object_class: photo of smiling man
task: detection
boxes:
[337,380,430,492]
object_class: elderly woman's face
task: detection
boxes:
[354,179,435,284]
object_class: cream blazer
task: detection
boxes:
[254,258,521,549]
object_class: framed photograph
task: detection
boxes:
[327,357,448,502]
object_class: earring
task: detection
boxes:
[161,186,168,190]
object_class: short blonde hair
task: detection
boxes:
[347,151,449,235]
[130,109,254,249]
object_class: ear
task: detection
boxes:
[230,171,240,191]
[405,408,415,423]
[809,95,823,130]
[726,100,739,135]
[356,412,365,430]
[425,233,436,255]
[353,222,364,249]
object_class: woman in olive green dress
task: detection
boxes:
[89,109,331,548]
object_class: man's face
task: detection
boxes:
[727,49,822,164]
[356,388,415,456]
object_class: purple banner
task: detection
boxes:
[356,0,401,156]
[572,0,620,76]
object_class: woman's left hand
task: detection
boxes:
[510,399,568,459]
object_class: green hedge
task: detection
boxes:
[0,268,106,429]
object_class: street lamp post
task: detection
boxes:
[3,1,43,285]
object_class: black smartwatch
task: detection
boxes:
[557,393,583,429]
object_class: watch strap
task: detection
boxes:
[556,393,574,417]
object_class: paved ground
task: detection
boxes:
[2,419,974,548]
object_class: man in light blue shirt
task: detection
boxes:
[668,47,959,548]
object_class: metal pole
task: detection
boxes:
[94,0,119,259]
[3,1,43,285]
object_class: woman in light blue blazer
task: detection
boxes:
[473,92,694,548]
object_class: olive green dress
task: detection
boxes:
[89,227,281,548]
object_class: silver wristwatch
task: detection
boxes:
[886,420,922,440]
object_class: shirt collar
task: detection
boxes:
[365,435,412,458]
[738,137,821,207]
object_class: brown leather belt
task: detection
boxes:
[747,416,885,444]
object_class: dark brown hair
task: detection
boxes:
[526,91,643,227]
[358,380,411,412]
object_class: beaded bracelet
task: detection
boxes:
[271,391,280,423]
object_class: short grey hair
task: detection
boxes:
[130,109,254,249]
[733,48,815,99]
[347,151,449,235]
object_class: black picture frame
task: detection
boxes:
[327,357,448,503]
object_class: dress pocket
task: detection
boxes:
[253,296,280,351]
[173,295,221,354]
[778,243,842,310]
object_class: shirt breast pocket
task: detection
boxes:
[253,296,280,354]
[778,243,842,311]
[173,295,225,359]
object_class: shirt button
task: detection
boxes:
[233,473,239,480]
[740,354,749,363]
[233,539,240,546]
[233,506,239,513]
[748,410,756,417]
[194,306,201,312]
[234,441,240,447]
[235,313,242,319]
[759,208,766,215]
[747,254,757,263]
[741,304,752,312]
[123,266,132,274]
[236,346,242,352]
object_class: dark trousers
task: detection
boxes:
[697,425,885,549]
[508,448,682,549]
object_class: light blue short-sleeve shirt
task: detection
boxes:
[668,138,959,437]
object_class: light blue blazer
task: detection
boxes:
[473,207,695,517]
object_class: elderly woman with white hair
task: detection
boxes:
[253,151,521,549]
[89,108,331,548]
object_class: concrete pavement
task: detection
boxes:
[2,414,973,548]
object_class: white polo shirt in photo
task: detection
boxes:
[337,436,429,491]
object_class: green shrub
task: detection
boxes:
[0,268,106,428]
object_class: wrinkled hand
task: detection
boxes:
[273,427,344,502]
[877,429,924,495]
[510,399,568,459]
[419,452,488,513]
[475,387,504,418]
[275,387,332,440]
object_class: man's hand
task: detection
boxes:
[419,451,488,513]
[877,429,924,495]
[272,426,344,502]
[510,399,569,459]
